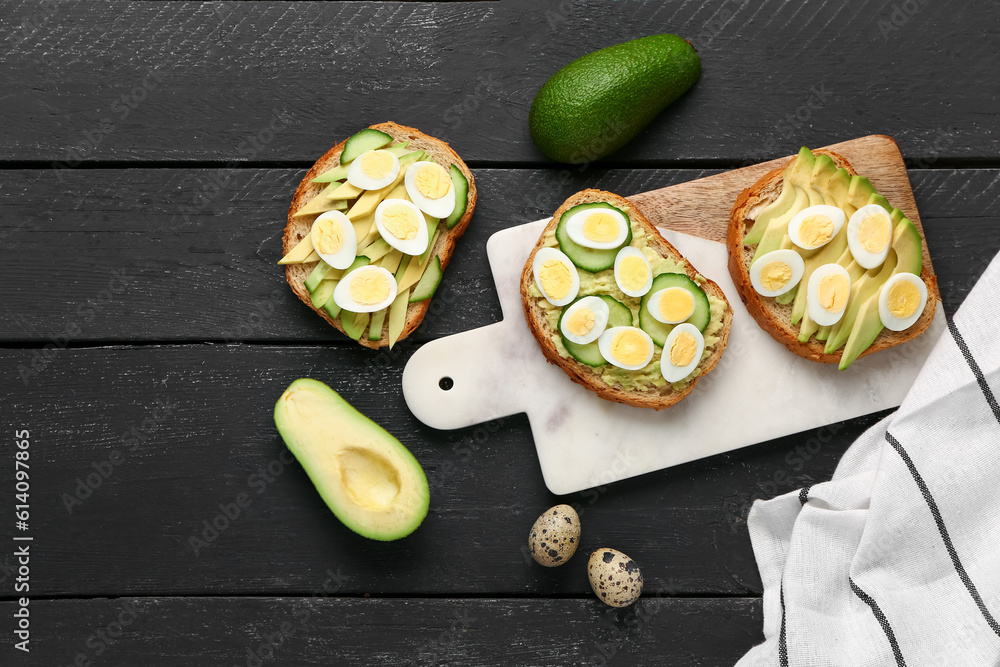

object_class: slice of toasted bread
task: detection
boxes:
[726,149,939,364]
[282,122,477,348]
[521,189,733,409]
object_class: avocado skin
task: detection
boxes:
[529,34,701,164]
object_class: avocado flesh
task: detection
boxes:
[824,199,907,354]
[273,378,429,541]
[744,166,796,245]
[776,155,840,305]
[752,147,816,262]
[789,170,875,325]
[838,219,924,369]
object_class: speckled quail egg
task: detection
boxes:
[588,548,643,607]
[528,504,581,567]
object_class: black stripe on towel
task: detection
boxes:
[850,578,907,667]
[886,431,1000,637]
[948,318,1000,423]
[798,486,811,505]
[779,584,788,667]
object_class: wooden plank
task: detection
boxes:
[0,597,762,665]
[0,343,889,596]
[0,0,996,163]
[0,167,996,343]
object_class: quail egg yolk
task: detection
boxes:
[314,218,344,255]
[658,288,694,322]
[582,212,620,244]
[669,331,698,367]
[414,163,451,199]
[565,307,596,337]
[887,279,921,318]
[610,329,649,366]
[760,261,792,291]
[381,203,421,241]
[799,215,833,247]
[349,271,392,306]
[818,272,849,312]
[618,256,649,291]
[360,150,396,179]
[858,212,891,252]
[539,260,572,300]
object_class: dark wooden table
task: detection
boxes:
[1,0,998,664]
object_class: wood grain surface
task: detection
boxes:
[2,0,999,663]
[0,597,762,666]
[1,167,995,344]
[1,0,997,164]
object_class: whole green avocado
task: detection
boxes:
[529,34,701,164]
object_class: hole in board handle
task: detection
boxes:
[439,377,454,391]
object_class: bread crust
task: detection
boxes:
[521,189,733,409]
[726,149,939,364]
[282,122,477,348]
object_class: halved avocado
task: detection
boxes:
[273,378,430,541]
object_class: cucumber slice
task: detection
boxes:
[340,128,393,165]
[443,165,470,229]
[639,273,710,346]
[312,142,412,183]
[409,256,442,303]
[559,295,632,367]
[555,203,632,272]
[305,261,338,293]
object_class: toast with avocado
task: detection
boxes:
[727,146,938,369]
[521,190,732,409]
[280,122,476,349]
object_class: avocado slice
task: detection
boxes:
[752,147,816,261]
[847,176,877,210]
[273,378,429,541]
[838,218,924,369]
[744,161,798,245]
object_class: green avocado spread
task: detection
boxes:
[528,224,727,392]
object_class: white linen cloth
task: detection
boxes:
[737,251,1000,667]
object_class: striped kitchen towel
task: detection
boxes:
[737,251,1000,667]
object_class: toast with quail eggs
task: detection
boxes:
[727,146,938,369]
[279,122,477,349]
[521,189,732,409]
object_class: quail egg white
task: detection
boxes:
[565,207,630,250]
[347,149,400,191]
[807,263,852,326]
[528,504,581,568]
[613,246,653,297]
[646,287,695,324]
[598,326,654,370]
[847,204,893,269]
[374,199,429,256]
[332,265,398,313]
[588,548,643,608]
[787,204,846,251]
[660,323,705,383]
[404,161,456,220]
[533,247,580,307]
[560,296,610,345]
[310,210,358,270]
[749,249,805,298]
[878,272,928,331]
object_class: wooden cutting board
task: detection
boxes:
[402,136,943,495]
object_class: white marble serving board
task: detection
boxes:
[402,220,945,495]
